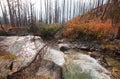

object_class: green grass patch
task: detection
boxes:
[36,22,62,39]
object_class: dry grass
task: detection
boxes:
[0,25,29,32]
[0,50,18,60]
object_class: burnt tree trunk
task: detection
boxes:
[7,0,15,27]
[0,20,7,33]
[116,27,120,39]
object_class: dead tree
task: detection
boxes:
[17,0,21,27]
[0,1,9,26]
[0,20,6,32]
[101,0,110,20]
[55,0,59,23]
[62,0,65,23]
[101,0,120,39]
[49,1,52,24]
[111,0,120,39]
[7,0,15,27]
[69,0,72,19]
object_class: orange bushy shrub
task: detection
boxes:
[63,18,115,40]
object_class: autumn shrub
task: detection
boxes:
[63,24,83,38]
[64,18,114,41]
[64,25,106,40]
[37,23,62,39]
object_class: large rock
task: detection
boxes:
[7,60,63,79]
[63,53,111,79]
[0,36,65,79]
[45,48,65,66]
[36,60,63,79]
[0,35,65,66]
[58,43,71,52]
[0,36,112,79]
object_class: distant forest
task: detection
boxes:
[0,0,108,27]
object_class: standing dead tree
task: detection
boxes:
[62,0,65,23]
[101,0,120,39]
[7,0,15,27]
[54,0,59,23]
[110,0,120,39]
[0,1,9,26]
[0,20,7,33]
[17,0,21,27]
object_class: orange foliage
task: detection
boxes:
[84,20,113,35]
[64,16,116,39]
[64,24,80,38]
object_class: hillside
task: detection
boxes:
[59,3,120,79]
[63,2,120,40]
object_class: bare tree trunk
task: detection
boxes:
[49,1,52,24]
[30,2,33,24]
[116,27,120,39]
[0,20,7,33]
[69,0,72,19]
[7,0,15,27]
[111,0,120,39]
[101,0,110,20]
[55,0,59,23]
[62,0,65,23]
[0,1,9,26]
[40,0,42,22]
[17,0,21,27]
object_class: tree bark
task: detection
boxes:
[7,0,15,27]
[0,20,7,35]
[116,27,120,39]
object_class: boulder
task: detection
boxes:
[0,36,112,79]
[7,60,63,79]
[0,36,65,79]
[58,43,71,52]
[45,48,65,66]
[79,46,90,51]
[63,54,111,79]
[0,36,65,66]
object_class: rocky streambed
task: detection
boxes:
[0,35,118,79]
